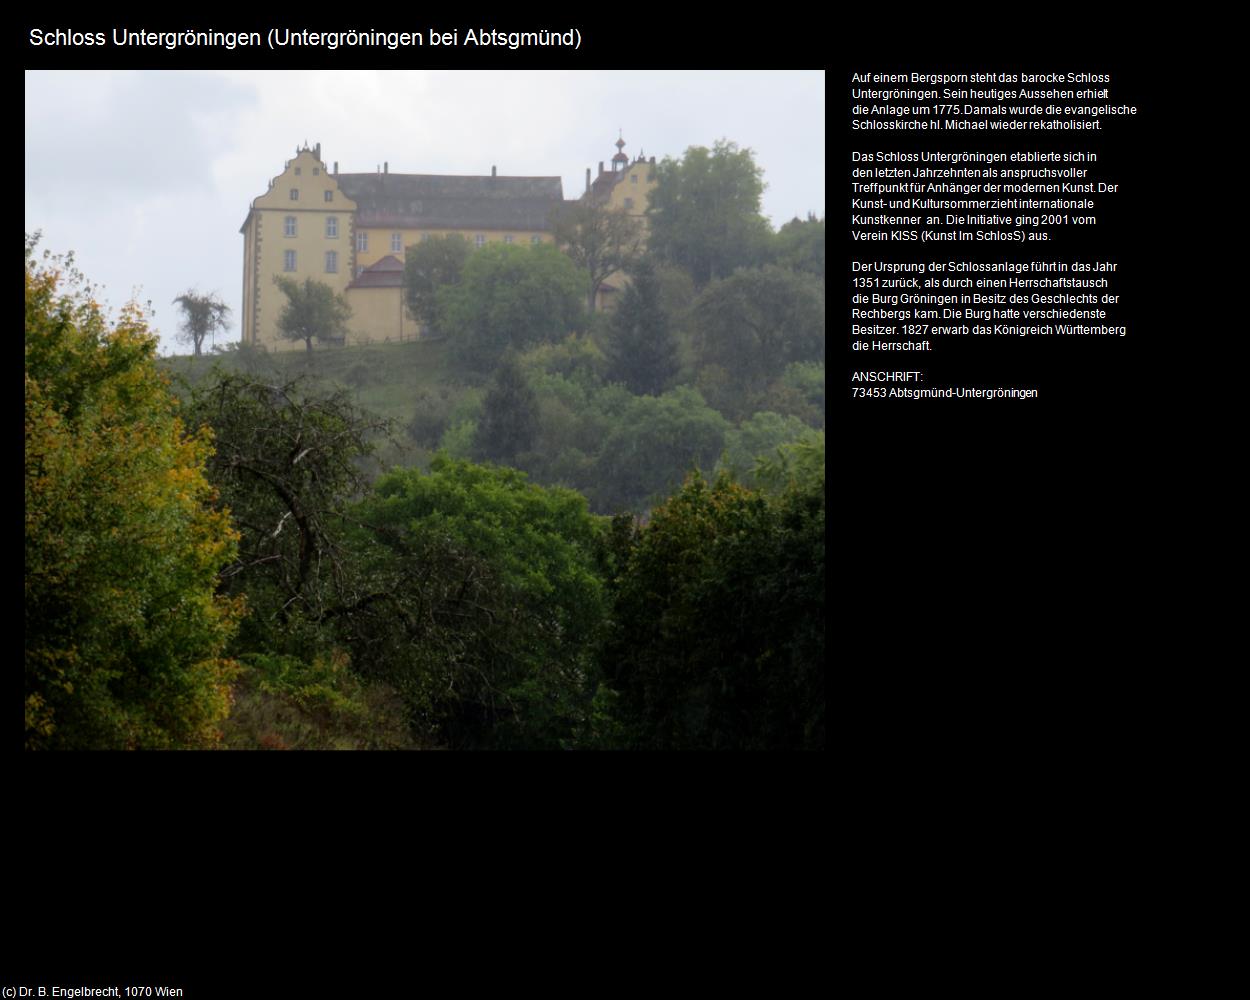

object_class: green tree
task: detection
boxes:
[518,333,606,391]
[403,234,470,335]
[719,411,820,485]
[647,140,773,288]
[346,457,608,749]
[25,238,242,749]
[550,198,645,313]
[601,258,680,396]
[592,386,729,513]
[172,289,232,357]
[772,214,826,278]
[440,242,585,372]
[762,361,826,428]
[753,431,825,495]
[474,353,539,464]
[407,385,458,449]
[273,276,352,355]
[691,265,825,389]
[600,469,825,750]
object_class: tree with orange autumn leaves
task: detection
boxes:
[25,236,243,749]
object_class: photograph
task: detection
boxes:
[25,69,827,751]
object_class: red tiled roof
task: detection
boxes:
[348,254,405,288]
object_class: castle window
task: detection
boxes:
[422,234,433,242]
[624,197,634,211]
[326,217,338,238]
[475,234,486,248]
[284,250,297,272]
[630,174,638,184]
[294,167,301,176]
[504,235,514,244]
[391,233,403,253]
[531,235,542,245]
[357,232,369,252]
[325,251,338,274]
[284,216,297,237]
[313,168,320,176]
[324,190,334,203]
[290,188,299,201]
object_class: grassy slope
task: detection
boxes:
[161,339,464,427]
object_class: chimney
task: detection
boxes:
[585,168,591,194]
[334,162,338,175]
[650,156,655,164]
[492,165,497,177]
[314,142,321,161]
[598,160,604,176]
[384,162,389,174]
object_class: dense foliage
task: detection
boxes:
[345,457,609,749]
[591,387,729,513]
[474,353,539,464]
[220,651,413,750]
[601,469,825,750]
[440,243,585,372]
[691,265,826,388]
[25,239,242,749]
[601,258,680,396]
[647,140,773,287]
[773,215,826,278]
[403,234,470,335]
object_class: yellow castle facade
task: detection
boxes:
[240,140,657,350]
[583,134,659,310]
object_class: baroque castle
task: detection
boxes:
[240,138,656,351]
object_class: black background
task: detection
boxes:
[835,38,1165,643]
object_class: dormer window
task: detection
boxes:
[290,188,299,201]
[324,190,333,203]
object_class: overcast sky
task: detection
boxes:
[25,70,824,355]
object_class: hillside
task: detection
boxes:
[161,331,825,518]
[162,338,464,426]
